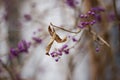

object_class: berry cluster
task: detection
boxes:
[10,29,43,59]
[78,7,105,29]
[47,7,106,62]
[10,40,31,58]
[32,37,42,44]
[50,44,69,62]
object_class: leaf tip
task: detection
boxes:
[46,52,50,56]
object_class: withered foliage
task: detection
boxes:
[46,26,67,55]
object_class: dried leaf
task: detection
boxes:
[46,25,67,55]
[48,26,67,43]
[48,26,55,36]
[55,34,67,43]
[46,32,56,55]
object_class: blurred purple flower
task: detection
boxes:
[38,28,42,32]
[108,12,115,21]
[95,14,101,22]
[10,48,19,57]
[24,14,32,21]
[33,31,36,35]
[96,47,100,52]
[79,14,84,18]
[9,40,31,59]
[32,37,42,43]
[66,0,78,8]
[3,14,8,21]
[78,25,84,29]
[17,40,30,53]
[91,7,105,12]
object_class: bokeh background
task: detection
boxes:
[0,0,120,80]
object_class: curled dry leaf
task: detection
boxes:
[46,32,56,55]
[55,34,67,43]
[46,26,67,55]
[48,26,55,36]
[48,26,67,43]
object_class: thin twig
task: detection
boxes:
[90,30,110,47]
[113,0,120,21]
[0,61,16,80]
[69,29,85,49]
[50,23,81,34]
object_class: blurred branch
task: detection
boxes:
[113,0,120,21]
[0,61,16,80]
[50,23,81,34]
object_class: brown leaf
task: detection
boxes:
[55,34,67,43]
[46,32,56,55]
[48,26,67,43]
[48,26,55,36]
[46,26,67,55]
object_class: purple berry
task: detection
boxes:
[72,37,77,42]
[88,11,92,15]
[62,44,68,49]
[91,7,105,12]
[51,52,56,57]
[24,14,32,21]
[81,22,86,26]
[84,14,88,18]
[10,48,19,57]
[66,0,76,8]
[92,20,96,24]
[32,37,42,43]
[55,57,60,62]
[91,12,95,16]
[17,40,30,53]
[90,21,94,25]
[80,14,84,18]
[78,25,84,29]
[55,58,59,62]
[85,22,89,25]
[64,49,69,54]
[96,47,99,52]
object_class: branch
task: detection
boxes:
[50,23,81,34]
